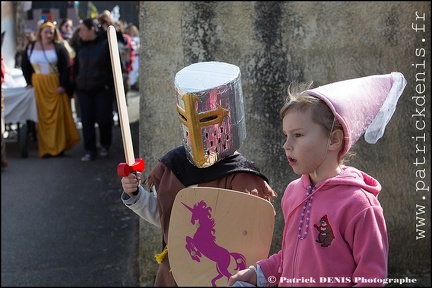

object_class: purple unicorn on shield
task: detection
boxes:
[182,200,247,287]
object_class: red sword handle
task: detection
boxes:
[117,158,145,177]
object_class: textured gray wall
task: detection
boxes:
[136,1,431,286]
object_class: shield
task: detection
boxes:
[168,187,275,287]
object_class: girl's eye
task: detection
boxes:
[294,133,302,138]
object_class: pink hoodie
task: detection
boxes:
[257,166,388,287]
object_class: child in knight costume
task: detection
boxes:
[121,62,277,286]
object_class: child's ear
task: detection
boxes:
[329,129,344,151]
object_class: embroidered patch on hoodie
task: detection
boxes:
[314,214,335,247]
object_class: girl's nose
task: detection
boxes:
[282,138,291,150]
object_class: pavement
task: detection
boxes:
[1,90,141,286]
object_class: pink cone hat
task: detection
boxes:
[305,72,407,156]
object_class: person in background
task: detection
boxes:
[98,13,134,125]
[1,55,7,170]
[68,26,82,128]
[58,18,74,41]
[57,18,76,64]
[73,18,114,161]
[228,73,407,287]
[126,24,139,90]
[21,20,80,159]
[69,26,82,52]
[15,32,36,69]
[114,20,135,98]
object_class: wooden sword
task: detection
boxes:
[107,25,145,177]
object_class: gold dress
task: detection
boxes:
[30,50,80,157]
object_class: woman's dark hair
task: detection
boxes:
[81,18,106,38]
[59,18,72,29]
[82,18,101,33]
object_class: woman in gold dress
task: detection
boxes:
[21,21,80,158]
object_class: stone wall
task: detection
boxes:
[137,1,430,286]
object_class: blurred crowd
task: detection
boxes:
[6,10,140,162]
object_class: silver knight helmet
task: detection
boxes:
[174,62,246,168]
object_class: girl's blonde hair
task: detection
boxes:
[36,21,62,43]
[280,81,350,163]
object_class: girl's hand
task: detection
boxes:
[227,266,257,286]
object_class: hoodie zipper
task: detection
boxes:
[279,184,317,279]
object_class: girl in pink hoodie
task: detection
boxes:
[228,72,407,287]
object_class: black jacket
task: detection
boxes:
[73,34,114,92]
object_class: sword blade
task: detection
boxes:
[107,25,135,166]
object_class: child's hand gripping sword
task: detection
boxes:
[107,25,145,176]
